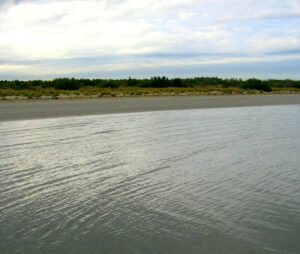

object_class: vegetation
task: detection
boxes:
[0,77,299,100]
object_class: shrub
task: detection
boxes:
[150,76,170,88]
[243,78,272,92]
[127,78,139,86]
[53,78,80,90]
[171,78,185,87]
[98,80,119,88]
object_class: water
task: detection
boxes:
[0,105,299,254]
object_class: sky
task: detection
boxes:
[0,0,299,80]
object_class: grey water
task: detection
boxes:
[0,105,300,254]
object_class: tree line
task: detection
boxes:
[1,77,300,92]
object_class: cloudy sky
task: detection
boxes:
[0,0,299,80]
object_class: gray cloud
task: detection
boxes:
[2,58,300,80]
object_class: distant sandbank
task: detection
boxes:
[1,94,300,121]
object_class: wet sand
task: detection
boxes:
[1,94,300,121]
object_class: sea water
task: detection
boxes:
[0,105,299,254]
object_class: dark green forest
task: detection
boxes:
[1,77,300,92]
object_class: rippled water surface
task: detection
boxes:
[1,105,300,254]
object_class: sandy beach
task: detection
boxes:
[1,94,300,121]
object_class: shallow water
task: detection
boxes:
[0,105,299,254]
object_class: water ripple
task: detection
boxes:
[0,105,300,254]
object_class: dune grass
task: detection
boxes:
[1,77,300,100]
[1,85,300,100]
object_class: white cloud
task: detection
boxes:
[219,0,300,21]
[233,26,253,33]
[0,0,299,78]
[178,12,198,20]
[253,36,300,53]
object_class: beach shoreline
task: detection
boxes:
[1,94,300,121]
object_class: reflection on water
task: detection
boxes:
[0,105,300,254]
